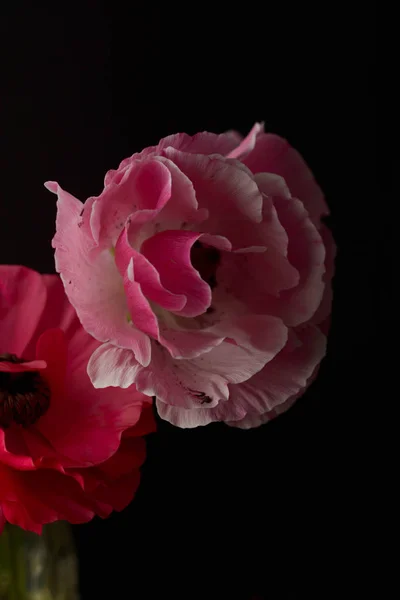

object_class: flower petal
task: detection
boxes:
[226,122,264,159]
[270,195,326,326]
[163,150,264,249]
[89,159,172,247]
[88,342,145,389]
[150,315,287,425]
[141,230,212,317]
[51,183,150,363]
[243,133,329,226]
[0,265,47,357]
[0,465,107,534]
[115,226,186,313]
[227,325,326,427]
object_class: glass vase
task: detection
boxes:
[0,521,79,600]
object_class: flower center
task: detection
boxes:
[0,353,50,429]
[190,241,220,289]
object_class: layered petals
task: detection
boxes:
[0,267,155,533]
[243,133,329,226]
[50,123,334,430]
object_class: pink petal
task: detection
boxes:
[243,133,329,226]
[159,325,325,429]
[159,328,224,359]
[115,226,186,312]
[51,183,151,364]
[32,274,83,345]
[155,157,208,226]
[38,363,144,467]
[163,149,264,249]
[149,315,288,425]
[310,225,336,331]
[156,130,248,156]
[226,122,264,159]
[0,466,107,533]
[0,265,47,357]
[89,159,172,247]
[105,129,248,184]
[0,429,35,470]
[88,343,144,389]
[135,342,229,409]
[226,326,327,427]
[141,230,212,317]
[0,359,46,372]
[196,314,288,384]
[122,258,159,339]
[219,243,299,305]
[270,195,326,326]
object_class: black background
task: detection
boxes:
[1,3,377,598]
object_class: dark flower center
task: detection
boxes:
[0,353,50,429]
[190,241,220,290]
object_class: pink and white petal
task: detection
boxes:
[226,122,264,159]
[193,315,288,384]
[218,245,299,308]
[121,259,159,339]
[52,184,150,361]
[135,342,228,409]
[271,196,326,326]
[156,130,249,157]
[226,325,326,427]
[243,133,329,226]
[159,328,224,359]
[156,157,208,226]
[255,171,292,198]
[88,343,145,389]
[115,227,186,312]
[156,387,248,428]
[163,150,264,249]
[141,230,211,317]
[0,265,47,357]
[88,159,172,247]
[150,315,287,420]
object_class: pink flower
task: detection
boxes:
[48,123,335,429]
[0,266,155,534]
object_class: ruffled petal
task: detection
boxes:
[227,326,326,427]
[0,465,108,534]
[88,343,144,389]
[226,122,264,159]
[0,265,47,357]
[88,158,172,247]
[115,226,186,313]
[243,133,329,226]
[149,315,287,423]
[270,195,326,326]
[141,230,211,317]
[50,182,150,362]
[163,149,264,249]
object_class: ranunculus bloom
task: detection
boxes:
[48,123,335,429]
[0,266,155,534]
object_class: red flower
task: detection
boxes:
[0,266,155,534]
